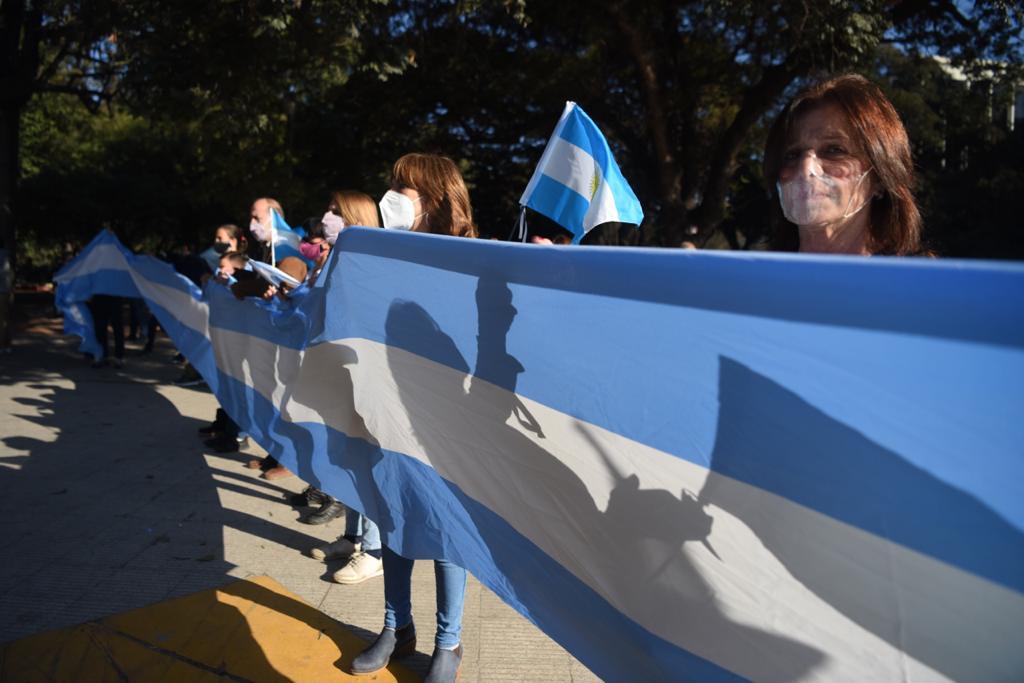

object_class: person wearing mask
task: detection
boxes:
[763,73,925,256]
[238,198,291,476]
[350,155,476,683]
[300,190,386,582]
[248,197,287,264]
[198,225,252,452]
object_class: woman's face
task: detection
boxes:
[214,227,238,251]
[777,102,875,231]
[396,186,426,231]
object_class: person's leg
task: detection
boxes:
[433,560,467,649]
[128,298,142,339]
[0,291,12,350]
[110,298,125,360]
[383,545,414,630]
[343,509,362,540]
[359,515,381,553]
[92,298,110,361]
[144,313,158,351]
[349,545,416,674]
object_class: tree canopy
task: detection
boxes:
[5,0,1023,278]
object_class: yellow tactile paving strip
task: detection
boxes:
[0,575,417,682]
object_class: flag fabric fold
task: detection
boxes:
[269,208,312,267]
[520,102,644,242]
[54,228,1024,682]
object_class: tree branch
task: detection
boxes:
[693,60,801,231]
[608,2,681,210]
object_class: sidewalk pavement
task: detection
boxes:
[0,315,599,682]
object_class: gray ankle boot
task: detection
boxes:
[424,644,463,683]
[349,623,416,674]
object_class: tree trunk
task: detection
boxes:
[608,2,685,247]
[0,101,23,270]
[693,63,801,239]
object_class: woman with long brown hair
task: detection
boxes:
[764,73,925,256]
[350,153,475,683]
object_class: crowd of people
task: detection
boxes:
[164,153,478,682]
[68,73,928,681]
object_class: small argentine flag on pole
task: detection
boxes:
[519,101,644,243]
[269,207,311,268]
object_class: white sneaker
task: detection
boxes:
[310,537,359,562]
[332,551,383,585]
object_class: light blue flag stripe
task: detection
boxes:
[54,228,1024,682]
[525,174,592,236]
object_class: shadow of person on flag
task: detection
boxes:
[380,275,823,681]
[696,356,1024,682]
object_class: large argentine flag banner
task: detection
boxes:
[520,101,644,242]
[55,229,1024,682]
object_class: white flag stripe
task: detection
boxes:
[535,136,601,203]
[583,175,621,230]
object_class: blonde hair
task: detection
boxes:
[391,153,477,238]
[330,190,380,227]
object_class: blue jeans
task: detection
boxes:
[382,545,466,649]
[344,511,380,552]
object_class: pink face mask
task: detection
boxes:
[299,241,322,262]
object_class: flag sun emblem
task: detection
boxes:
[590,170,600,199]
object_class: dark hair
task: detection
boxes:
[301,216,324,241]
[764,74,923,255]
[220,251,249,269]
[216,223,248,252]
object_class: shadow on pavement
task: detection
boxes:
[0,317,352,679]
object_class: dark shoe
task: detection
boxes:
[288,486,329,507]
[173,365,204,387]
[204,435,246,453]
[197,409,226,436]
[303,498,344,525]
[349,624,416,675]
[424,644,463,683]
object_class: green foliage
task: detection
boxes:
[10,0,1024,280]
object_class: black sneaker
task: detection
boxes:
[303,499,345,525]
[287,486,330,507]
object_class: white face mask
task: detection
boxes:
[777,163,873,227]
[321,211,346,245]
[249,217,271,244]
[379,190,421,230]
